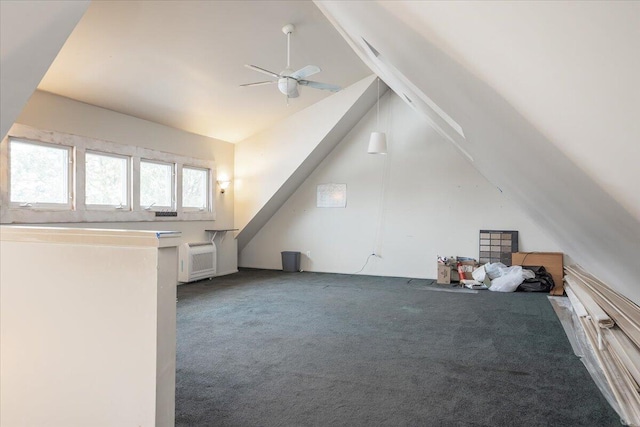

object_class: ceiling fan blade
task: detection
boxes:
[240,81,277,87]
[298,80,341,92]
[245,64,280,78]
[291,65,321,80]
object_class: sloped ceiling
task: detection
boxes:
[386,1,640,219]
[317,0,640,219]
[36,0,371,143]
[0,0,90,140]
[316,1,640,304]
[234,75,381,251]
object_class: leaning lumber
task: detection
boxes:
[580,317,640,425]
[566,265,640,349]
[564,265,640,425]
[565,276,614,328]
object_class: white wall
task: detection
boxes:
[234,75,377,250]
[0,227,180,427]
[14,91,238,276]
[317,1,640,305]
[240,92,562,277]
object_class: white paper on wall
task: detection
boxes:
[317,183,347,208]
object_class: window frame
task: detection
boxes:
[181,165,210,212]
[1,124,216,224]
[84,150,131,211]
[139,158,176,212]
[8,138,73,211]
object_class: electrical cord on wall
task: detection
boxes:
[519,252,534,265]
[354,253,377,274]
[372,102,391,258]
[356,90,393,276]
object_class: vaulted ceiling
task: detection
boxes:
[37,0,371,143]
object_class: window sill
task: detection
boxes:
[1,207,216,224]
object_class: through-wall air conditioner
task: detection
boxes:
[178,242,216,283]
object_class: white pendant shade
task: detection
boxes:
[368,78,387,154]
[368,131,387,154]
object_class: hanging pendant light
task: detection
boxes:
[368,132,387,154]
[368,77,387,154]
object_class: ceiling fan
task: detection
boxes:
[241,24,341,102]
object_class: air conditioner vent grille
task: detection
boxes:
[193,252,214,272]
[178,242,216,283]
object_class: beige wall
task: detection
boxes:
[0,227,180,427]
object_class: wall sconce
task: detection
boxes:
[217,180,231,193]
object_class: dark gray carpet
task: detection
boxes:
[176,269,620,426]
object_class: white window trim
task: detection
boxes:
[1,124,216,223]
[8,138,74,211]
[85,150,131,211]
[181,165,210,212]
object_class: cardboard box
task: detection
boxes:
[511,252,564,295]
[438,261,477,284]
[458,260,478,267]
[457,261,478,281]
[451,269,460,282]
[437,265,451,284]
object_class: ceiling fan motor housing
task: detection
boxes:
[278,77,299,97]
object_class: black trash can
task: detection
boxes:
[281,251,301,272]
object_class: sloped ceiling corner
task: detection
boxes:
[234,74,383,250]
[0,0,90,140]
[316,1,640,304]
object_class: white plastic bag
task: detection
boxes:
[472,265,486,282]
[484,262,507,280]
[489,265,525,292]
[522,269,536,280]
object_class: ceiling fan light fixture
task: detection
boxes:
[278,77,298,97]
[241,23,341,101]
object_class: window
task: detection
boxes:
[9,138,72,209]
[85,151,130,209]
[182,166,209,211]
[140,160,175,210]
[3,124,216,223]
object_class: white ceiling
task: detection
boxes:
[38,0,371,143]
